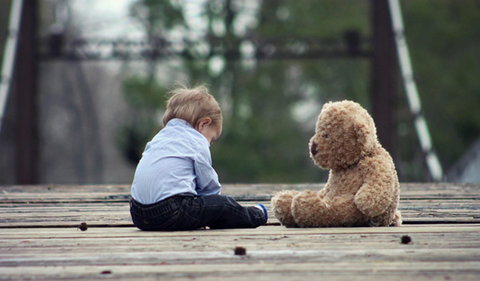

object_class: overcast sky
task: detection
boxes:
[70,0,143,38]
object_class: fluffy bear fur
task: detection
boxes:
[271,100,402,227]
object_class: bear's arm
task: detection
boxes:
[317,182,329,198]
[354,155,396,218]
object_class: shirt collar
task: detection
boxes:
[167,118,192,128]
[166,118,210,147]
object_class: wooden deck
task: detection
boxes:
[1,183,480,280]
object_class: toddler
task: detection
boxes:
[130,85,267,231]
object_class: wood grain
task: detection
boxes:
[0,184,479,280]
[1,225,480,280]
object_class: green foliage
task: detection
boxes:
[212,60,328,183]
[117,77,167,164]
[117,0,371,183]
[0,0,12,69]
[129,0,184,37]
[116,117,158,166]
[116,0,183,165]
[122,76,168,110]
[257,0,369,38]
[400,0,480,176]
[118,0,480,183]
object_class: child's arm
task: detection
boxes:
[194,149,221,195]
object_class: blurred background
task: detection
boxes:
[0,0,479,185]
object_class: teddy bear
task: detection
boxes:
[271,100,402,227]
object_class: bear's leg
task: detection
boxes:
[391,210,402,226]
[271,190,300,227]
[291,190,332,227]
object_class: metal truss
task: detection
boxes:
[40,33,371,61]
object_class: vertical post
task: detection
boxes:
[15,0,38,184]
[388,0,443,181]
[371,0,397,158]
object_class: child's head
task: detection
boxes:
[163,85,223,143]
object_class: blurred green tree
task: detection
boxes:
[0,1,11,67]
[117,0,480,183]
[118,0,371,183]
[398,0,480,179]
[119,0,369,183]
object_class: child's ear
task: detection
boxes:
[196,117,212,131]
[203,117,212,126]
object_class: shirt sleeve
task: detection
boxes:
[193,145,221,196]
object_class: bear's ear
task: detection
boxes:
[315,102,334,133]
[354,113,377,154]
[322,101,333,111]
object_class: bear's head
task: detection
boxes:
[309,100,378,170]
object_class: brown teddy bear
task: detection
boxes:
[271,100,402,227]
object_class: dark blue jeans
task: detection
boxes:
[130,194,266,231]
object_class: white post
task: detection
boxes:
[388,0,443,181]
[0,0,24,133]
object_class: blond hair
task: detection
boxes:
[162,85,222,128]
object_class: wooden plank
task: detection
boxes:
[1,263,479,281]
[1,225,479,280]
[1,184,479,280]
[0,183,479,227]
[1,183,480,204]
[1,224,479,236]
[3,233,480,253]
[2,226,480,248]
[0,184,131,193]
[1,199,480,228]
[0,182,477,193]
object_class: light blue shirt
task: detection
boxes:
[131,118,221,204]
